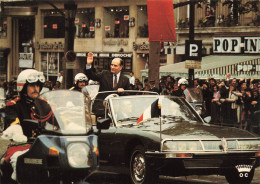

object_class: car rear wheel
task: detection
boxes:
[129,145,158,184]
[224,167,254,184]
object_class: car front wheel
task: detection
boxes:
[225,167,255,184]
[129,145,158,184]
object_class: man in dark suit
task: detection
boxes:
[85,54,130,91]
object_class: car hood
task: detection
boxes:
[135,120,258,139]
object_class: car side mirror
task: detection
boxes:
[97,118,111,130]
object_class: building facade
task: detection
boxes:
[0,0,259,86]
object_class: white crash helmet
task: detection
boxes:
[178,78,188,87]
[17,69,45,92]
[74,73,88,84]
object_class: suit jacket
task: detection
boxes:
[85,68,130,91]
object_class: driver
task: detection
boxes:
[2,69,55,181]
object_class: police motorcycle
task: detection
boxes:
[184,87,207,118]
[0,87,6,132]
[0,88,100,184]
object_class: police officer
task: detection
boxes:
[2,69,55,181]
[4,69,55,138]
[69,73,88,92]
[172,78,188,98]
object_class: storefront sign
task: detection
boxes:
[19,53,33,68]
[103,39,128,46]
[36,42,64,51]
[111,53,132,58]
[133,42,149,51]
[237,64,260,72]
[185,60,201,69]
[105,26,110,31]
[213,36,260,54]
[99,53,110,57]
[124,15,129,20]
[84,52,132,58]
[66,62,78,69]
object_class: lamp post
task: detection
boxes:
[64,2,77,89]
[188,1,195,86]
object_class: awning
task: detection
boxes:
[141,55,260,79]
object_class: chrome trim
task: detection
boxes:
[160,138,260,152]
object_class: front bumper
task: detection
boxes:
[145,151,260,176]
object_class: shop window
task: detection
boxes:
[137,6,148,38]
[0,15,7,39]
[42,10,65,38]
[104,6,129,38]
[94,57,132,72]
[41,52,64,85]
[75,8,95,38]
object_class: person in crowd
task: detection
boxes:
[142,78,149,91]
[149,80,159,93]
[53,81,61,90]
[242,88,253,130]
[219,81,229,123]
[159,81,167,95]
[210,84,221,124]
[202,82,211,117]
[2,69,55,181]
[225,84,239,126]
[69,73,88,92]
[134,78,140,90]
[56,72,63,88]
[193,78,201,88]
[136,82,143,91]
[129,71,135,86]
[85,54,130,91]
[172,78,188,97]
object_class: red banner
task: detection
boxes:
[147,0,176,42]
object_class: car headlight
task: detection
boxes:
[162,141,203,151]
[238,140,260,150]
[67,143,92,168]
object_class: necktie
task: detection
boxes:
[113,74,117,89]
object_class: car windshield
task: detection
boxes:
[184,87,203,103]
[109,96,201,126]
[39,90,92,134]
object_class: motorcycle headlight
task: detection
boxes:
[67,143,92,168]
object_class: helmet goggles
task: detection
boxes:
[77,77,88,82]
[27,72,45,84]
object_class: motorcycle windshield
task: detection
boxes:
[184,87,203,103]
[0,88,5,100]
[39,90,92,135]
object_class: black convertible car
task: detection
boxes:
[92,93,260,184]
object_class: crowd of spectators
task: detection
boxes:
[131,74,260,132]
